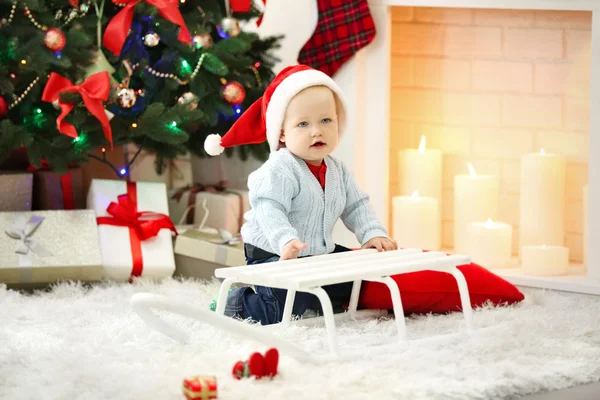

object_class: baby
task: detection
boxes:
[204,65,397,325]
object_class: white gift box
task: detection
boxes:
[0,210,103,285]
[87,179,176,282]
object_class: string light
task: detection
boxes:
[234,105,242,114]
[171,121,177,127]
[101,148,106,153]
[35,108,41,114]
[73,137,80,142]
[254,62,260,68]
[131,123,138,128]
[20,59,26,64]
[119,168,127,176]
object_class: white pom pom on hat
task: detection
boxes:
[203,64,348,156]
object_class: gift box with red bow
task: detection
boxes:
[87,179,177,282]
[27,161,85,210]
[126,144,192,190]
[167,183,249,234]
[182,376,217,400]
[0,172,33,211]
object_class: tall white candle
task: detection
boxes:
[393,191,441,250]
[454,163,499,254]
[465,218,513,269]
[583,184,589,267]
[519,149,566,252]
[521,244,569,276]
[398,136,442,200]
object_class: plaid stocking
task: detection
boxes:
[298,0,376,77]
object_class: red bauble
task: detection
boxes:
[0,97,7,118]
[44,28,67,51]
[222,81,246,105]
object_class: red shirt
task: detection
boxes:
[306,161,327,190]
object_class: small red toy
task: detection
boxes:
[232,348,279,380]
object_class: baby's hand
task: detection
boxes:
[281,240,308,260]
[362,237,398,252]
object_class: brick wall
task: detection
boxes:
[389,7,591,261]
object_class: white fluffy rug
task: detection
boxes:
[1,279,600,400]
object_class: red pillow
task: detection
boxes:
[358,263,524,314]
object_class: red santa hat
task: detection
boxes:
[204,64,348,156]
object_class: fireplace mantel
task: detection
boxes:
[352,0,600,294]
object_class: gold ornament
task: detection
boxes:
[192,33,213,49]
[220,17,240,37]
[44,28,67,51]
[222,81,245,105]
[117,88,137,108]
[143,32,160,47]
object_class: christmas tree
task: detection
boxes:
[0,0,280,176]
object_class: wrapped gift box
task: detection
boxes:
[174,227,245,280]
[126,144,192,189]
[0,210,103,285]
[32,168,85,210]
[182,376,217,400]
[168,184,250,233]
[87,179,176,282]
[0,172,33,211]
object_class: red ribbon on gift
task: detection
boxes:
[97,182,177,278]
[26,160,76,210]
[41,72,113,150]
[103,0,191,57]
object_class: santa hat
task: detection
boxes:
[204,64,348,156]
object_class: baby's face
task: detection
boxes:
[279,86,339,165]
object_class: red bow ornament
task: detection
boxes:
[41,71,113,149]
[103,0,192,57]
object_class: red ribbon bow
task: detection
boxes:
[103,0,191,57]
[97,182,177,278]
[98,192,177,241]
[41,71,113,149]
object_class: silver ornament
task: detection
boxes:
[143,33,160,47]
[177,92,198,110]
[221,17,240,37]
[117,88,137,108]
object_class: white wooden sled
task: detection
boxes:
[131,248,474,364]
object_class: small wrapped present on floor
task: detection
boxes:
[87,179,177,282]
[174,227,245,280]
[28,165,85,210]
[182,376,217,400]
[0,210,103,285]
[0,172,33,211]
[168,182,249,234]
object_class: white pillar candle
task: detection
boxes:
[454,163,499,254]
[465,218,513,269]
[519,149,566,252]
[397,136,442,200]
[521,244,569,276]
[393,191,441,250]
[583,184,589,267]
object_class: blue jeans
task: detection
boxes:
[224,244,354,325]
